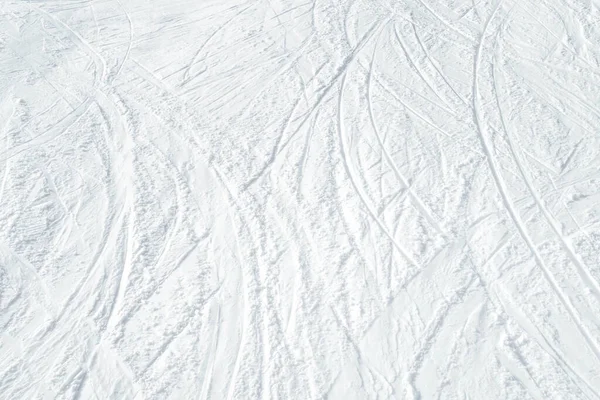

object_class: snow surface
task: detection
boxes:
[1,0,600,398]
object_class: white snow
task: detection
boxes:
[1,0,600,399]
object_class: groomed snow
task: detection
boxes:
[1,0,600,398]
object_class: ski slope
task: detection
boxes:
[1,0,600,398]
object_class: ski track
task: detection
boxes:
[1,0,600,398]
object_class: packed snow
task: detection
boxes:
[1,0,600,398]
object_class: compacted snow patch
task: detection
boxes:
[1,0,600,398]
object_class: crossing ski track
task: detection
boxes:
[1,0,600,399]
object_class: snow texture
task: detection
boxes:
[1,0,600,399]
